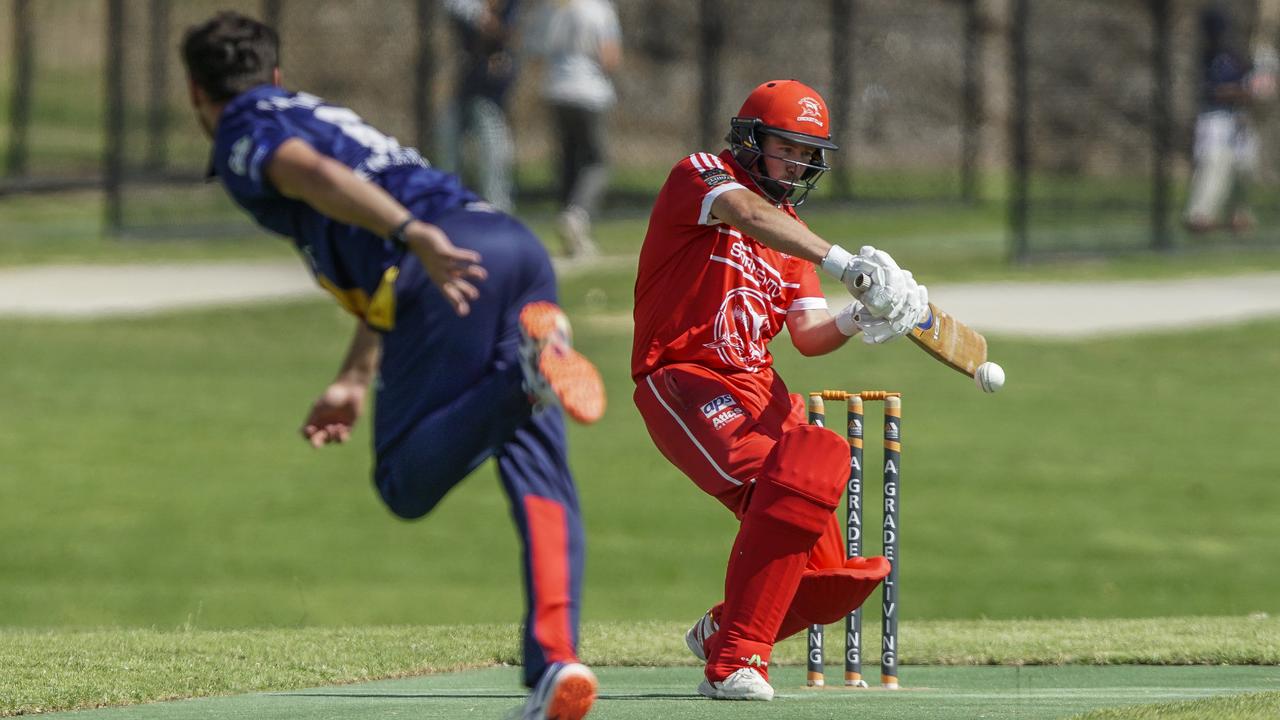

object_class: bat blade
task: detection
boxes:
[849,272,988,377]
[909,303,988,378]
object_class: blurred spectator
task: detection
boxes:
[437,0,520,212]
[1184,6,1259,234]
[526,0,622,258]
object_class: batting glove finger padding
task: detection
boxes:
[852,309,899,344]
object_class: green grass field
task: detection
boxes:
[6,298,1280,627]
[4,203,1280,717]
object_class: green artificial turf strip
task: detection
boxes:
[3,618,1279,716]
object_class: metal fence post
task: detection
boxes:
[262,0,283,30]
[1008,0,1029,261]
[414,0,435,157]
[830,0,854,200]
[6,0,33,178]
[146,0,171,174]
[962,0,981,204]
[1150,0,1173,251]
[104,0,126,234]
[698,0,723,151]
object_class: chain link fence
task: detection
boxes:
[1010,0,1280,259]
[2,0,983,236]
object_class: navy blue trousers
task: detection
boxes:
[373,206,584,686]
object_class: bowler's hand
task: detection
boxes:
[301,381,368,448]
[402,220,488,316]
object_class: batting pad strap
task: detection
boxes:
[820,244,854,282]
[750,426,848,533]
[789,564,890,625]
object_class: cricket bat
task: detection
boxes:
[907,301,988,377]
[852,273,988,378]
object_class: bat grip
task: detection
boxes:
[851,272,895,317]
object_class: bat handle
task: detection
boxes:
[850,272,895,317]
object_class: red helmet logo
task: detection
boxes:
[797,96,824,128]
[735,80,836,149]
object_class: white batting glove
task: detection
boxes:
[820,244,859,291]
[835,302,899,345]
[885,279,930,335]
[821,244,904,299]
[855,307,900,344]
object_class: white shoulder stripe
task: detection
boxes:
[688,153,706,171]
[788,297,829,312]
[698,182,747,224]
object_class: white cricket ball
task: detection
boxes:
[975,361,1005,393]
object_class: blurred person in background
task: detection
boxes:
[181,11,604,719]
[526,0,622,258]
[1185,6,1261,234]
[631,80,928,701]
[436,0,520,212]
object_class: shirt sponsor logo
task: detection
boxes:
[699,168,734,188]
[711,406,745,429]
[725,241,789,299]
[701,394,738,418]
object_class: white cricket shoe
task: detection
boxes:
[518,661,597,720]
[697,667,775,701]
[684,608,718,662]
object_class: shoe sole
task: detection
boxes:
[546,665,597,719]
[696,678,773,701]
[520,302,606,425]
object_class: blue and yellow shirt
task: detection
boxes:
[210,84,480,330]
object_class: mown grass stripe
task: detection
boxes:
[1068,689,1280,720]
[2,616,1278,716]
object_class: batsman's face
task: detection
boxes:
[760,135,820,183]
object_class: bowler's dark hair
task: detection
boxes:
[181,12,279,103]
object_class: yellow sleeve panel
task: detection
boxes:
[315,265,399,331]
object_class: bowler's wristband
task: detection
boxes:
[387,216,415,246]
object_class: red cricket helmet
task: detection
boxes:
[728,80,838,205]
[736,80,838,150]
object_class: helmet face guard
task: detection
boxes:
[728,117,832,206]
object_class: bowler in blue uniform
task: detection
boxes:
[181,12,602,720]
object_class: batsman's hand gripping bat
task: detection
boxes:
[851,273,989,378]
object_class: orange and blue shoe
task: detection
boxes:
[518,661,598,720]
[518,302,605,424]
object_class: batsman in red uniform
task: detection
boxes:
[632,80,930,701]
